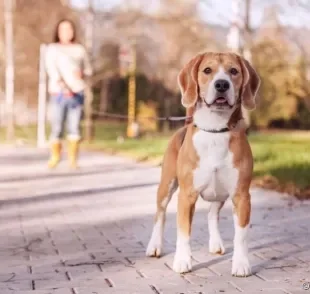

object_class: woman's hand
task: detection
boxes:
[58,80,67,89]
[57,79,73,96]
[74,70,83,79]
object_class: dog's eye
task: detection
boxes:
[230,68,239,75]
[203,67,212,74]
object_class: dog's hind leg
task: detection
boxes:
[146,128,186,257]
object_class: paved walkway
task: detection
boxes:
[0,146,309,294]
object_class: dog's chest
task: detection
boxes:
[192,131,238,202]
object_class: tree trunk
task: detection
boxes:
[84,1,94,142]
[99,78,110,113]
[4,0,15,142]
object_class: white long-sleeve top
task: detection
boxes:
[45,43,92,94]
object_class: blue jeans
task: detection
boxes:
[48,92,84,142]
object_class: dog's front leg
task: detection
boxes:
[173,188,198,274]
[231,191,251,277]
[208,201,225,255]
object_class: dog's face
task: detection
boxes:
[199,53,243,111]
[178,52,260,112]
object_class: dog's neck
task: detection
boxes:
[193,101,243,132]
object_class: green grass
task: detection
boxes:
[250,131,310,189]
[86,122,172,162]
[0,125,38,144]
[89,123,310,189]
[2,122,310,190]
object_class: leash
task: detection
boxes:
[92,110,192,122]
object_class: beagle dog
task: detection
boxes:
[146,52,261,277]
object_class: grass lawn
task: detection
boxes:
[85,122,172,163]
[88,122,310,198]
[250,132,310,199]
[2,122,310,198]
[0,125,38,144]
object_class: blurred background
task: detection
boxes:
[1,0,310,197]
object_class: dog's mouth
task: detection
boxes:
[207,96,233,110]
[214,97,228,105]
[205,96,234,109]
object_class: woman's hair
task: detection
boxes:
[53,19,77,43]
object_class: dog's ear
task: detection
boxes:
[178,53,204,108]
[239,56,261,110]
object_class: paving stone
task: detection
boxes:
[0,146,309,293]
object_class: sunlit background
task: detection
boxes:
[1,0,310,197]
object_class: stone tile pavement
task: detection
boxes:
[0,145,309,294]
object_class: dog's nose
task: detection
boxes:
[214,79,230,93]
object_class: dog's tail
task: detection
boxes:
[184,106,194,125]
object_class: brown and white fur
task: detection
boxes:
[145,52,261,277]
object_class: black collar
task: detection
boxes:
[194,124,230,133]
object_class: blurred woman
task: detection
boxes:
[45,19,92,169]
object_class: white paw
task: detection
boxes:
[232,253,251,277]
[173,252,192,273]
[209,235,225,255]
[146,237,162,257]
[146,220,164,257]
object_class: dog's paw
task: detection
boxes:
[232,254,251,277]
[146,223,163,257]
[146,235,162,257]
[146,241,162,257]
[173,253,192,273]
[209,235,225,255]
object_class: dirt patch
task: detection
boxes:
[252,175,310,200]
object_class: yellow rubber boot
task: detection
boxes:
[48,141,61,168]
[68,140,80,169]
